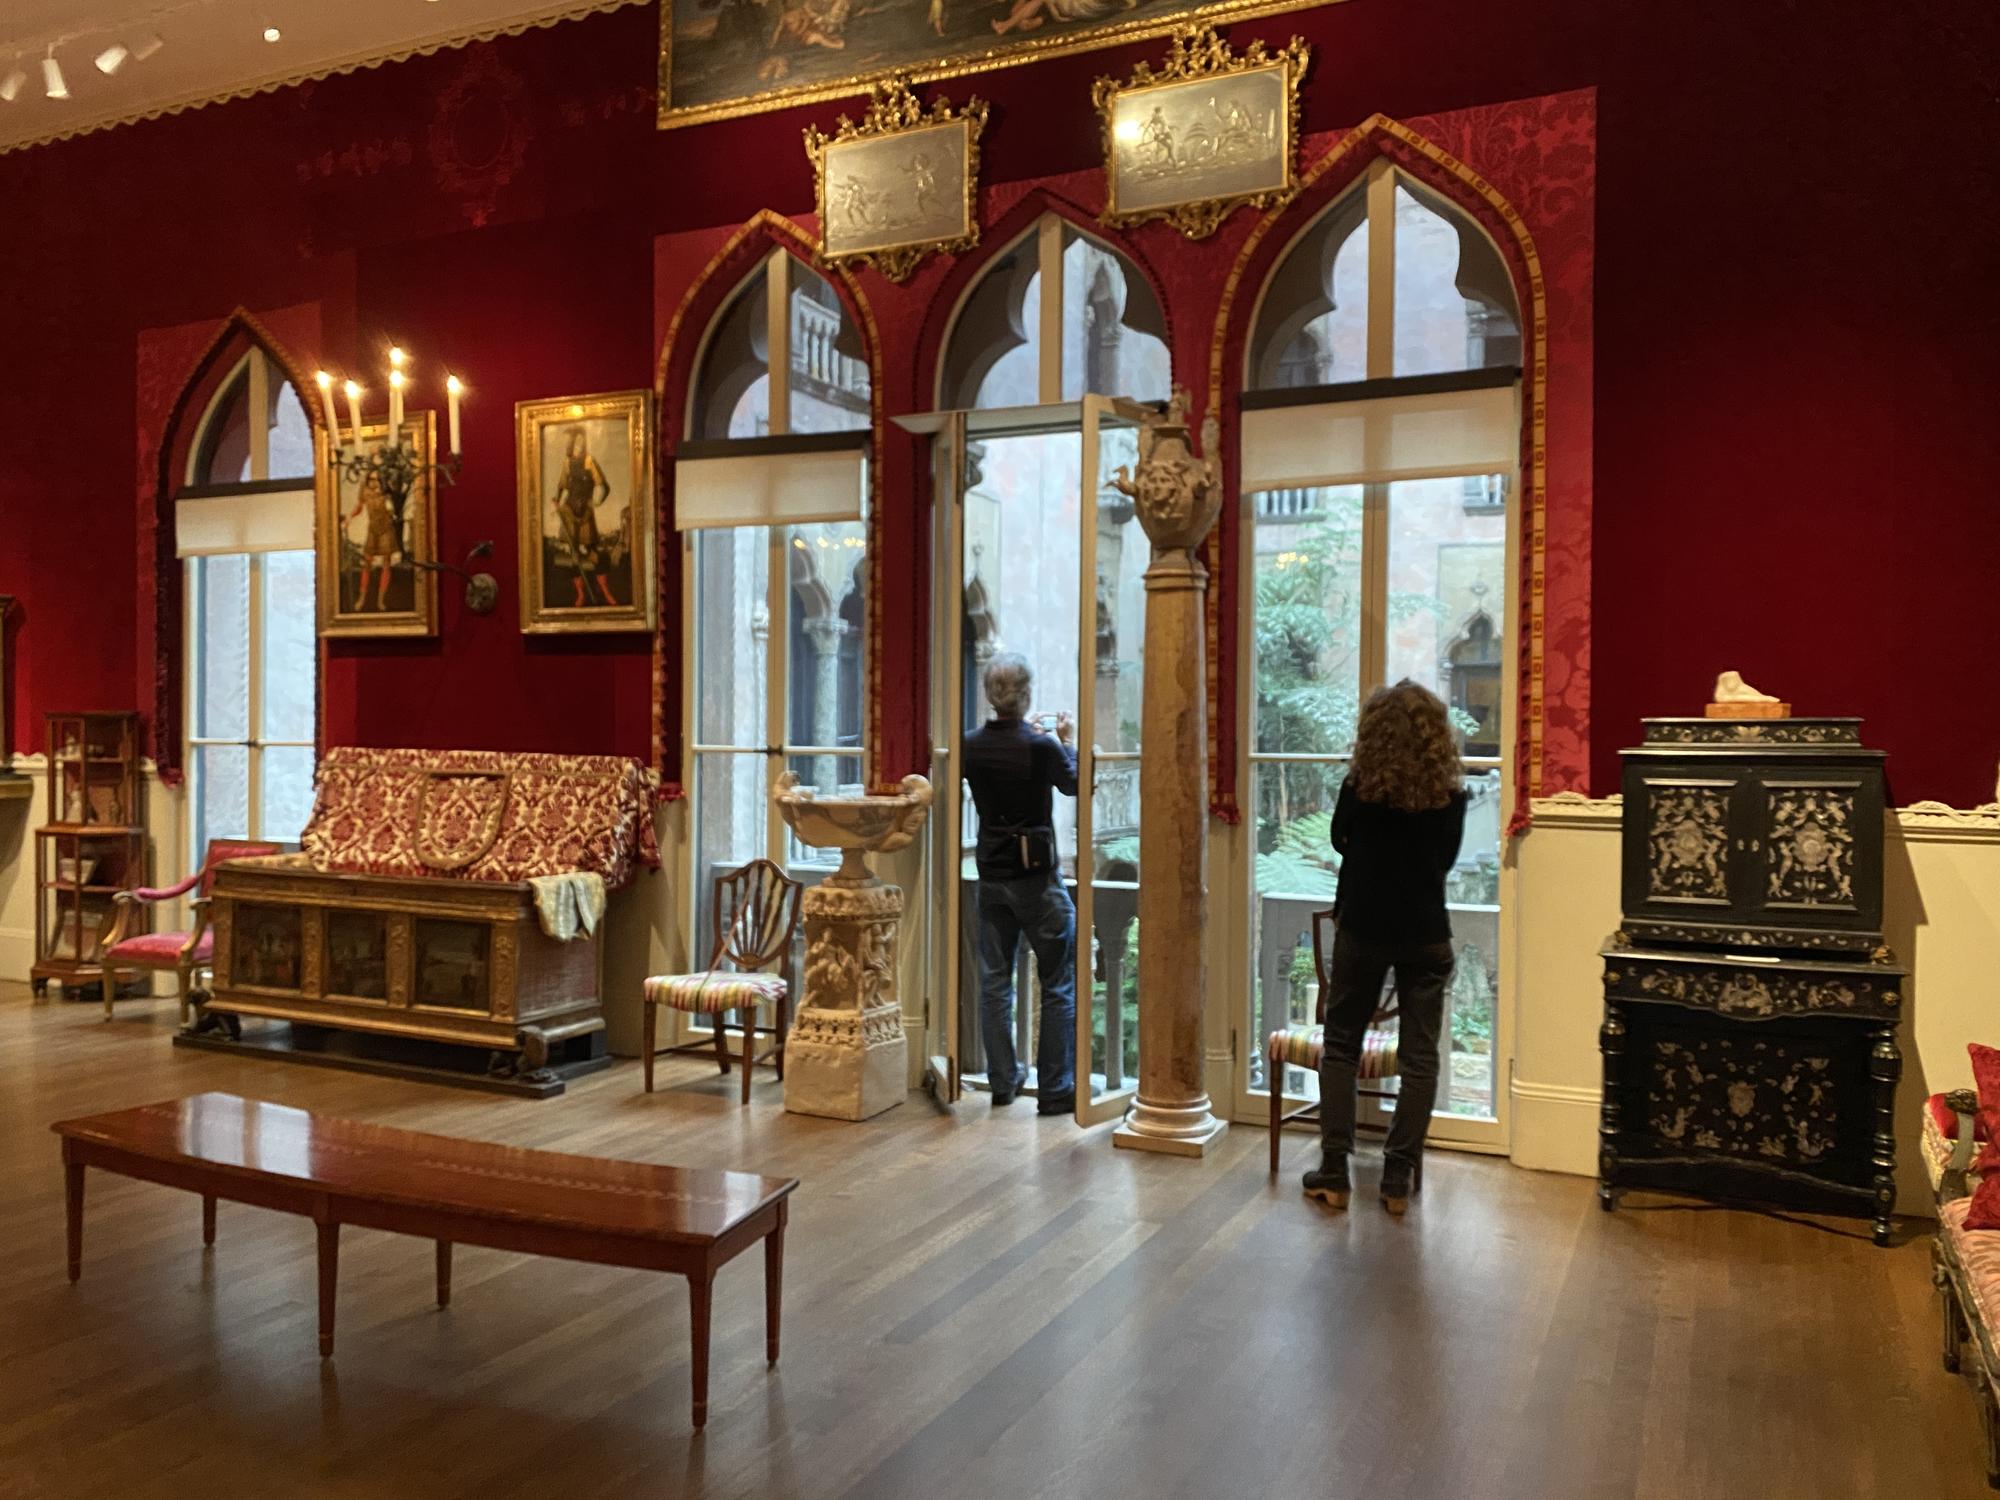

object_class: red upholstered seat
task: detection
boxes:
[106,930,213,966]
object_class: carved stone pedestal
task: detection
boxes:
[773,772,933,1123]
[784,876,910,1121]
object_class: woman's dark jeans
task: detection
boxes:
[1318,926,1455,1172]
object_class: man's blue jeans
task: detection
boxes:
[976,872,1077,1102]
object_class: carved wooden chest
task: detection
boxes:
[1600,719,1905,1244]
[200,855,603,1087]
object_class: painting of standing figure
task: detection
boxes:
[316,414,440,638]
[515,390,655,635]
[659,0,1336,128]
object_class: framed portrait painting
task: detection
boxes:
[515,390,655,635]
[316,414,439,638]
[659,0,1342,130]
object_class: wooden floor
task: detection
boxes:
[0,981,1985,1500]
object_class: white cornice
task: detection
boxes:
[1526,792,1622,828]
[0,0,644,158]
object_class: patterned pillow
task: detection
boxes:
[1972,1044,2000,1174]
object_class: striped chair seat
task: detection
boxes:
[643,971,788,1015]
[1266,1023,1400,1081]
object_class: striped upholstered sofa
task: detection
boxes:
[1930,1088,2000,1488]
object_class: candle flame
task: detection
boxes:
[314,370,333,389]
[446,375,464,395]
[344,381,362,398]
[389,370,407,390]
[389,346,406,369]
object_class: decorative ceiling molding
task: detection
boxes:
[0,0,644,157]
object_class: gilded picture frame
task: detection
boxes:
[316,413,440,639]
[515,389,656,635]
[1095,25,1309,240]
[806,79,986,283]
[660,0,1343,131]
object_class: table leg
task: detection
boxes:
[317,1221,340,1358]
[64,1162,85,1284]
[765,1215,785,1366]
[202,1195,217,1247]
[436,1240,453,1308]
[688,1273,713,1429]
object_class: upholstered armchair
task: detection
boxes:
[100,839,283,1022]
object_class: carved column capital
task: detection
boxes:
[1111,387,1223,559]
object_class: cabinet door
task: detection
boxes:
[1621,765,1747,924]
[1740,769,1883,936]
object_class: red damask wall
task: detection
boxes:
[2,0,1995,807]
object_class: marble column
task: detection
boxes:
[803,613,846,792]
[1111,391,1228,1158]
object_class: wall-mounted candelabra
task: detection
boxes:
[314,348,499,614]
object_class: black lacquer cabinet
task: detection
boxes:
[1600,718,1905,1244]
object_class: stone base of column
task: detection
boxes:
[782,1001,907,1121]
[1113,1097,1229,1158]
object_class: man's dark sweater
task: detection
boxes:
[963,718,1079,879]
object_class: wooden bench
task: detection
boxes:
[53,1092,795,1428]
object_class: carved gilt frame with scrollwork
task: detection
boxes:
[1094,25,1310,241]
[804,79,986,284]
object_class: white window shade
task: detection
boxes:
[674,443,866,531]
[175,488,314,557]
[1239,383,1521,492]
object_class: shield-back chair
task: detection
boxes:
[641,859,803,1104]
[1266,907,1402,1173]
[99,838,284,1022]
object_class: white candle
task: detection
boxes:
[344,381,364,442]
[445,375,463,457]
[388,369,405,435]
[315,371,342,450]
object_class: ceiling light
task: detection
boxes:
[131,34,165,62]
[0,70,26,103]
[95,43,129,75]
[263,26,282,43]
[42,53,68,101]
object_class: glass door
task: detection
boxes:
[686,515,868,1039]
[927,396,1144,1127]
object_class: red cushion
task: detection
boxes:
[1971,1045,2000,1173]
[1967,1167,2000,1231]
[105,930,214,966]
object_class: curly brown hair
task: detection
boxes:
[1347,680,1463,811]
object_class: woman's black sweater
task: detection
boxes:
[1329,780,1468,946]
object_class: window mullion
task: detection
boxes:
[766,250,791,439]
[1037,214,1064,404]
[1365,159,1396,382]
[245,554,264,840]
[765,525,790,866]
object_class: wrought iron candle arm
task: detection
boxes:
[334,439,498,615]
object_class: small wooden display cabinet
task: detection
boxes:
[31,712,147,999]
[189,855,605,1093]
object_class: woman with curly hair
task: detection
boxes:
[1303,679,1466,1215]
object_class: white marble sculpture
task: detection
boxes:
[772,771,932,1121]
[1713,670,1779,703]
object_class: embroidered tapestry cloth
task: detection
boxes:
[302,747,659,887]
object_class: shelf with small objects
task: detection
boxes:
[1598,674,1906,1245]
[31,711,149,1000]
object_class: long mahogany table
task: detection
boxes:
[53,1093,795,1427]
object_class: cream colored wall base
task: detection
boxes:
[1509,1078,1601,1176]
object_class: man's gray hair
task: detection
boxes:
[983,653,1033,719]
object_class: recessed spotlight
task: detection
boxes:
[263,26,282,43]
[95,43,129,75]
[42,53,68,101]
[0,69,26,103]
[131,34,165,62]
